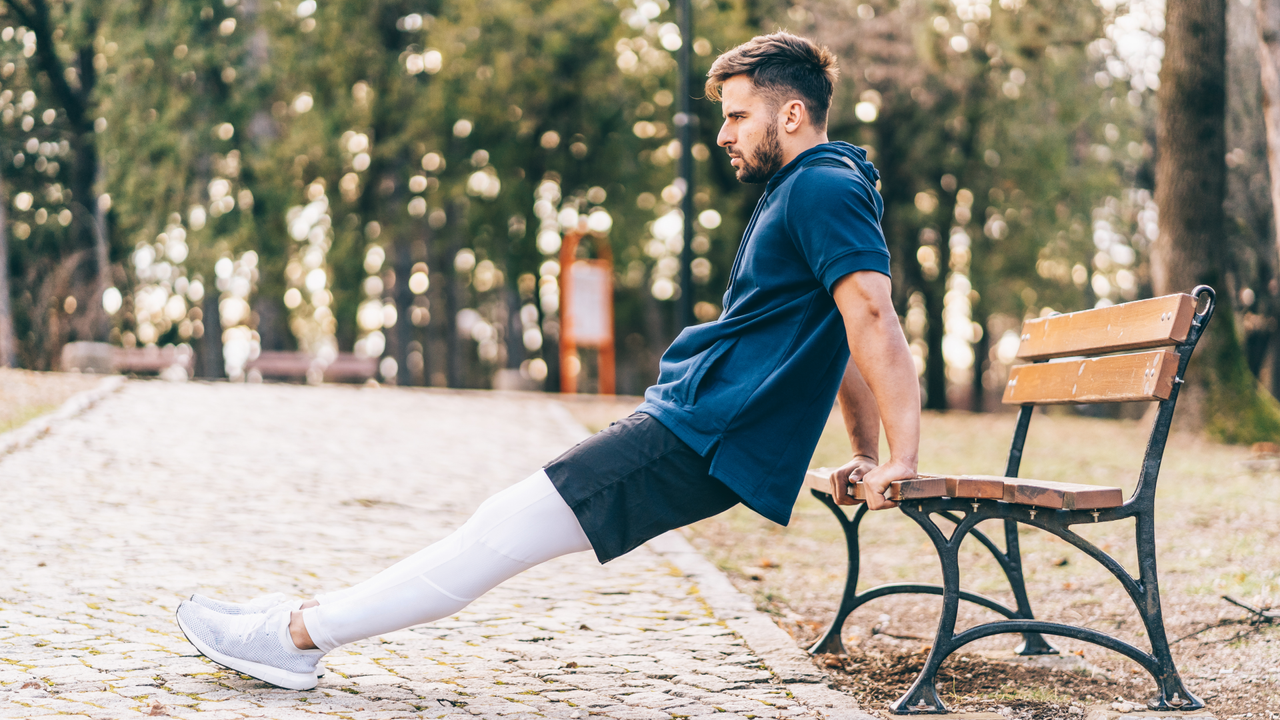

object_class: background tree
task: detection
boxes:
[1153,0,1280,440]
[1,0,108,368]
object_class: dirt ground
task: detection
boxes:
[0,368,102,435]
[563,397,1280,719]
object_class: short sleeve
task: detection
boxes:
[785,166,891,293]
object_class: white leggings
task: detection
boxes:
[301,470,592,652]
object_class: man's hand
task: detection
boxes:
[830,455,877,506]
[860,459,916,511]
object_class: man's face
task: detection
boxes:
[717,75,785,184]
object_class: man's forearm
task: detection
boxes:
[836,358,881,461]
[849,313,920,470]
[833,273,921,471]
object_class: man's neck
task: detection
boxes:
[780,131,831,167]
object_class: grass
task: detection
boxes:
[0,404,60,435]
[0,369,103,435]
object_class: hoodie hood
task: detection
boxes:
[765,141,879,192]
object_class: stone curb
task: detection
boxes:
[0,374,125,457]
[648,531,877,720]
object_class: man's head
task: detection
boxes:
[707,32,839,183]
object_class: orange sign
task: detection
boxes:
[558,231,615,395]
[563,261,613,346]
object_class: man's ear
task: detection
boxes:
[780,99,807,134]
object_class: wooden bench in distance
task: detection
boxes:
[247,351,377,383]
[112,346,195,376]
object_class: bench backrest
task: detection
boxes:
[1001,294,1198,406]
[1001,286,1215,507]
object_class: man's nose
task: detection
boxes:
[717,120,732,147]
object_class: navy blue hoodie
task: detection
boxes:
[637,141,890,525]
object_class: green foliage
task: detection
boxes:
[0,0,1253,414]
[75,0,760,387]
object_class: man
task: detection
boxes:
[175,31,920,691]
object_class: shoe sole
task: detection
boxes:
[176,606,319,691]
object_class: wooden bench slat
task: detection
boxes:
[1002,479,1124,510]
[1001,350,1179,405]
[935,474,1006,499]
[1015,293,1195,361]
[806,469,1124,511]
[804,468,835,494]
[853,477,947,502]
[803,469,947,503]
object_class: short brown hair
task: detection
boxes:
[706,32,839,128]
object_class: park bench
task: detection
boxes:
[246,350,378,383]
[112,345,194,376]
[804,286,1215,714]
[61,342,195,376]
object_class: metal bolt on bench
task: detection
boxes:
[805,285,1215,714]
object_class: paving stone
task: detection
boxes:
[0,382,873,719]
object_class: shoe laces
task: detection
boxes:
[226,611,272,644]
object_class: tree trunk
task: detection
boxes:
[198,292,225,379]
[1155,0,1280,441]
[971,312,988,412]
[393,232,413,386]
[1261,0,1280,263]
[922,264,948,410]
[445,200,466,388]
[1260,0,1280,403]
[91,167,111,342]
[0,176,15,368]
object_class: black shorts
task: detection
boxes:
[544,412,742,564]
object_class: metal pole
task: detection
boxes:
[677,0,696,329]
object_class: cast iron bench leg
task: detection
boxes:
[999,517,1057,656]
[808,492,869,655]
[1133,513,1202,710]
[809,493,1055,659]
[889,504,961,714]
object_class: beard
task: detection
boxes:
[733,121,785,184]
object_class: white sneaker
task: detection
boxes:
[188,592,298,615]
[176,600,324,690]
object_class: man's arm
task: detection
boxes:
[831,271,920,510]
[829,359,880,505]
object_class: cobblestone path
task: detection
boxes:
[0,381,868,720]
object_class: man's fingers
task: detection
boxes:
[866,491,891,510]
[830,470,854,505]
[864,482,898,511]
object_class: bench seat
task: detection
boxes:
[805,469,1125,510]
